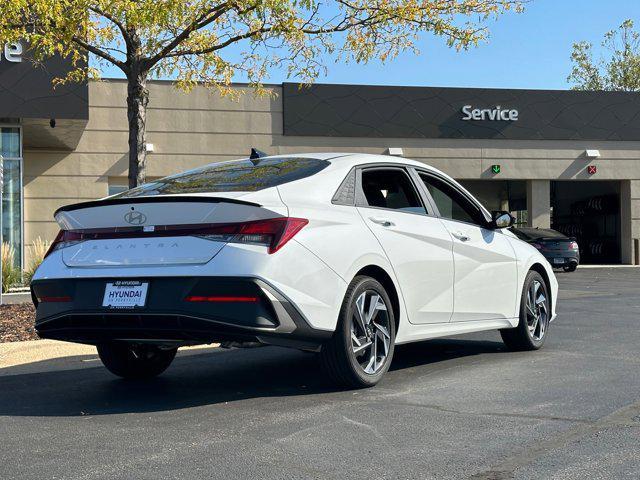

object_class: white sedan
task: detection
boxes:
[32,152,557,387]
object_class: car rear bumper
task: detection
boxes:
[542,253,580,268]
[31,277,332,351]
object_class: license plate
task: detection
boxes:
[553,258,565,265]
[102,281,148,308]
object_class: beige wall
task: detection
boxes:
[23,80,281,263]
[22,80,640,264]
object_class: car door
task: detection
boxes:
[414,170,518,322]
[356,166,455,324]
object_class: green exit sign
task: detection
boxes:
[491,164,501,174]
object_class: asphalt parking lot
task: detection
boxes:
[1,268,639,479]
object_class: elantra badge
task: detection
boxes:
[124,210,147,225]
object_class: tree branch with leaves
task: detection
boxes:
[1,0,523,188]
[568,19,640,92]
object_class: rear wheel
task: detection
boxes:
[563,264,577,272]
[97,342,177,379]
[500,270,550,351]
[320,276,396,388]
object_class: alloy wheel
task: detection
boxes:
[350,290,391,374]
[525,280,548,341]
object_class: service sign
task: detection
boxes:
[461,105,519,122]
[283,83,640,141]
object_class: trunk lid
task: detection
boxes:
[538,238,575,252]
[55,191,287,268]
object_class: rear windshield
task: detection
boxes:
[511,228,567,240]
[113,157,330,197]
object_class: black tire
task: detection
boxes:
[563,264,577,272]
[320,276,396,388]
[500,270,550,351]
[97,342,177,379]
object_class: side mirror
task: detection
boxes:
[490,211,514,229]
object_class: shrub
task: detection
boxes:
[2,242,21,293]
[24,237,52,286]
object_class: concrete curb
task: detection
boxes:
[1,292,33,304]
[0,339,96,369]
[0,339,220,374]
[576,265,639,269]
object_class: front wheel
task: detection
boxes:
[320,276,396,388]
[500,270,550,351]
[97,342,177,379]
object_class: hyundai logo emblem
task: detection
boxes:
[124,210,147,225]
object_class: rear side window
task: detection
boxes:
[360,169,426,215]
[113,157,330,197]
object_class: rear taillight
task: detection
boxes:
[38,295,72,303]
[569,241,579,250]
[185,296,258,303]
[196,217,308,254]
[531,243,543,250]
[44,230,85,259]
[43,217,308,257]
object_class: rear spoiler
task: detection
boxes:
[54,196,262,217]
[537,236,575,242]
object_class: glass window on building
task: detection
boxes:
[108,184,128,197]
[108,177,161,197]
[1,127,22,269]
[460,180,528,227]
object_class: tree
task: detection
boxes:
[568,19,640,92]
[2,0,522,188]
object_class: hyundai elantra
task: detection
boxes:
[32,152,558,387]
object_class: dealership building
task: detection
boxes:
[2,43,640,267]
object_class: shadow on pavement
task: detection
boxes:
[0,338,506,417]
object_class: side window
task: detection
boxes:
[419,173,483,225]
[361,169,426,215]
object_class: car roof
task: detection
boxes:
[262,152,441,174]
[121,152,483,213]
[262,152,490,216]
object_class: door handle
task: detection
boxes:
[369,217,395,227]
[452,231,470,242]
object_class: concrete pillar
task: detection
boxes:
[628,180,640,264]
[620,181,632,264]
[526,180,551,228]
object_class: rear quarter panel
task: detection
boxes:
[278,172,411,339]
[277,163,400,286]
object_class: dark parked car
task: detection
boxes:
[510,227,580,272]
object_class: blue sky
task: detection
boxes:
[101,0,640,90]
[305,0,640,90]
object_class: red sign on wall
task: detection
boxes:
[587,165,597,175]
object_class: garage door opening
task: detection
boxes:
[460,180,528,225]
[551,181,621,264]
